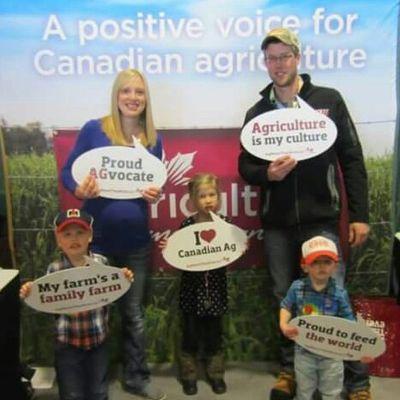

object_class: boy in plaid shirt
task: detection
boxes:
[279,236,372,400]
[20,209,133,400]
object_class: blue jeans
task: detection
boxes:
[295,346,343,400]
[107,246,151,390]
[55,341,108,400]
[264,224,369,392]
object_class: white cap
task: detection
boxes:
[302,236,339,265]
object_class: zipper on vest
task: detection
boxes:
[294,170,300,224]
[327,164,340,212]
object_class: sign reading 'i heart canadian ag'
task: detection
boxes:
[200,229,216,243]
[162,212,247,271]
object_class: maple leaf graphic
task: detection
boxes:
[162,151,197,186]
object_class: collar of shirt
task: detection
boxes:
[270,75,304,109]
[303,276,336,295]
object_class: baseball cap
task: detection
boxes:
[54,209,93,232]
[301,236,339,265]
[261,27,300,53]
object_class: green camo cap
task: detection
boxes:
[261,28,300,53]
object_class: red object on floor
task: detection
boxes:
[352,296,400,377]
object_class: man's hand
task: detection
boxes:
[267,155,297,181]
[349,222,370,247]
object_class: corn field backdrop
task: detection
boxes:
[7,150,393,365]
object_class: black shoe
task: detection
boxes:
[312,390,322,400]
[182,379,197,395]
[270,389,294,400]
[209,378,227,394]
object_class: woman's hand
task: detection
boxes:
[141,186,162,204]
[74,175,100,200]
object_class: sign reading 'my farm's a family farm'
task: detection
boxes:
[24,258,131,314]
[72,141,167,199]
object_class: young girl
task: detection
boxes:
[163,173,228,396]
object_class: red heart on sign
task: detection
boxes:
[200,229,216,243]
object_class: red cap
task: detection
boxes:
[54,209,93,232]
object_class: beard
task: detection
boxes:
[271,69,298,89]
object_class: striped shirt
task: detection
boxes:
[47,253,109,349]
[281,277,354,320]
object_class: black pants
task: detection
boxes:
[181,314,223,356]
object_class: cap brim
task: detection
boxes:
[304,251,338,265]
[56,219,91,232]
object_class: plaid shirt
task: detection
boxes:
[281,277,355,321]
[47,253,109,349]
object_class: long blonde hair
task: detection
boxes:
[188,173,220,200]
[101,69,157,147]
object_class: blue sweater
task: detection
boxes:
[61,119,163,256]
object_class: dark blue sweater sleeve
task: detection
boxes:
[61,120,99,194]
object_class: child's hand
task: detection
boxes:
[243,239,250,254]
[158,238,168,250]
[121,267,134,282]
[20,282,33,299]
[281,324,299,340]
[360,356,374,364]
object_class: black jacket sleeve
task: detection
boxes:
[333,91,369,223]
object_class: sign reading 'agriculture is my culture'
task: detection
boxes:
[24,257,131,314]
[72,140,167,199]
[241,98,337,161]
[162,212,247,271]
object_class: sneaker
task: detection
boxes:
[348,389,372,400]
[270,371,296,400]
[122,382,167,400]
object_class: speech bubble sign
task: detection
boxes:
[24,257,131,314]
[72,141,167,199]
[162,212,247,271]
[0,269,19,292]
[240,100,337,161]
[290,315,386,361]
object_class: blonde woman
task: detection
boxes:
[62,69,166,400]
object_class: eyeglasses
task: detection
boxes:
[265,53,295,64]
